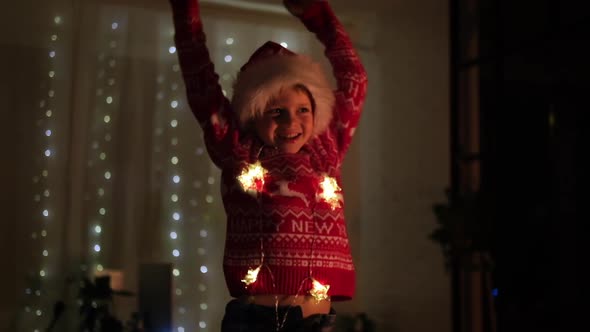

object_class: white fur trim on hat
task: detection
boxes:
[231,54,335,137]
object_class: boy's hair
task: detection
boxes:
[232,41,335,136]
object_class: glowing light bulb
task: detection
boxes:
[224,55,233,62]
[237,161,266,193]
[309,279,330,302]
[169,46,176,54]
[226,37,234,45]
[241,266,260,286]
[319,176,341,210]
[280,42,288,48]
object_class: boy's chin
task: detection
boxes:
[275,141,305,154]
[276,145,303,154]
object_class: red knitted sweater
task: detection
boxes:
[171,0,368,301]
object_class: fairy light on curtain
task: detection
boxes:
[84,17,125,275]
[153,27,187,331]
[152,18,229,331]
[20,14,65,332]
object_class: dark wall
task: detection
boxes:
[479,1,586,331]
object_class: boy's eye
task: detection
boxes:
[266,108,283,116]
[298,107,310,113]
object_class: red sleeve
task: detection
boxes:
[298,1,368,157]
[170,0,239,168]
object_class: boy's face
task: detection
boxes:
[254,87,314,154]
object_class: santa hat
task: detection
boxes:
[231,41,335,136]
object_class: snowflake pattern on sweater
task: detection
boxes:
[170,0,367,300]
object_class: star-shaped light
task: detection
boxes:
[237,161,266,193]
[319,176,341,210]
[309,278,330,302]
[241,266,261,286]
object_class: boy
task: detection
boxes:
[169,0,367,330]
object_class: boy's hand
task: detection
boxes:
[283,0,320,16]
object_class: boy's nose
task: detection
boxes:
[279,112,296,124]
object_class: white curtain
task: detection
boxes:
[1,1,324,331]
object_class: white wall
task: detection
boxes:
[334,1,452,331]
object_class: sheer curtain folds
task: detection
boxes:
[2,1,322,331]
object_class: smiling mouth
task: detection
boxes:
[277,133,302,142]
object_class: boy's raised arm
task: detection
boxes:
[286,0,368,154]
[170,0,234,166]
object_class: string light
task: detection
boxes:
[241,266,261,286]
[236,161,266,193]
[27,22,61,322]
[309,279,330,302]
[319,176,341,210]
